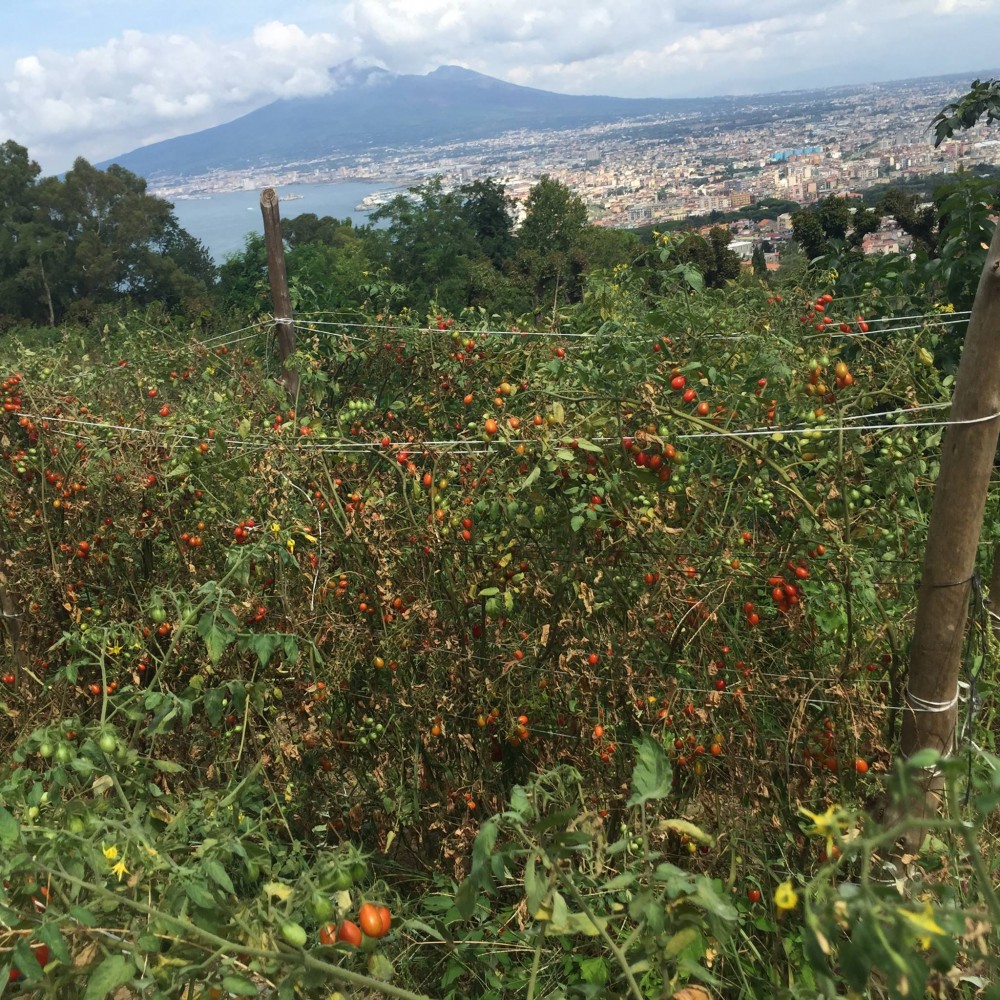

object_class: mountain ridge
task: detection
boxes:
[97,64,751,182]
[97,64,998,184]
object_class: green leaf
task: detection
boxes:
[222,974,259,996]
[907,748,942,771]
[454,876,478,920]
[68,905,98,927]
[203,859,236,895]
[83,954,133,1000]
[204,687,225,726]
[184,879,216,908]
[152,759,186,773]
[664,925,702,960]
[0,807,19,846]
[525,854,546,916]
[518,465,541,490]
[203,623,233,664]
[570,515,585,532]
[248,632,282,668]
[627,735,673,806]
[554,890,573,930]
[574,438,603,453]
[580,956,609,985]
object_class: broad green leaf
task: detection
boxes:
[0,807,19,846]
[525,853,546,916]
[83,954,133,1000]
[203,859,236,895]
[580,956,609,984]
[628,736,673,806]
[454,876,478,920]
[222,974,259,996]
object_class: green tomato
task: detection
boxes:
[312,892,335,922]
[150,606,167,624]
[38,742,54,759]
[98,731,118,754]
[331,868,355,892]
[280,921,308,948]
[55,744,72,764]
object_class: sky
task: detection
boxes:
[3,0,1000,173]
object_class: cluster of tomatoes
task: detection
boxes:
[799,292,869,335]
[317,901,391,948]
[620,432,677,482]
[232,517,257,544]
[1,372,23,413]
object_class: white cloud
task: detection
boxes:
[3,0,999,172]
[2,21,352,170]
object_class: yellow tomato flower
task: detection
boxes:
[271,522,281,534]
[111,858,129,882]
[102,844,119,862]
[799,803,849,859]
[774,881,799,911]
[900,902,945,950]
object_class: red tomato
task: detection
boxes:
[359,902,388,939]
[336,920,362,947]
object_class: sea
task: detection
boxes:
[167,180,396,264]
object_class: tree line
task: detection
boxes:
[0,141,216,328]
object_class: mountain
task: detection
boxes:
[99,64,739,182]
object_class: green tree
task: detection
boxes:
[515,176,589,310]
[369,178,480,312]
[751,243,768,277]
[670,226,742,289]
[458,178,515,268]
[0,150,215,324]
[791,210,827,260]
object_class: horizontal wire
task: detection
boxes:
[11,402,977,454]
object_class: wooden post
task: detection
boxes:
[260,188,299,402]
[899,219,1000,839]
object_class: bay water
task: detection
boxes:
[168,180,395,263]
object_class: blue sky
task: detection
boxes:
[4,0,1000,172]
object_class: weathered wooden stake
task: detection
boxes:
[900,219,1000,841]
[260,188,299,402]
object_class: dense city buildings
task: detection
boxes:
[151,73,999,255]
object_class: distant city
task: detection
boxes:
[149,72,1000,260]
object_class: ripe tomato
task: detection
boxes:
[337,920,362,947]
[376,905,392,935]
[359,901,388,939]
[319,922,338,946]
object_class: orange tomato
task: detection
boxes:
[359,901,388,939]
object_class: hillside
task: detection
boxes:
[99,63,794,181]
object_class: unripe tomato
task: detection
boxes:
[280,921,308,948]
[312,892,334,922]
